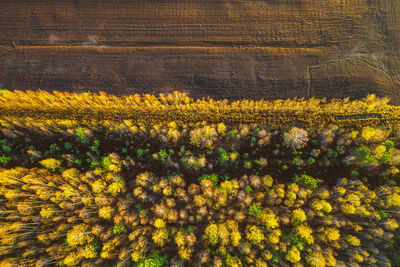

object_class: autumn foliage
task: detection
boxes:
[0,90,399,266]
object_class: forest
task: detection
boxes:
[0,90,399,266]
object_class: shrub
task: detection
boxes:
[204,223,219,244]
[39,158,61,171]
[113,223,127,234]
[353,146,374,163]
[245,225,264,244]
[248,203,262,218]
[346,235,361,246]
[0,154,11,166]
[260,209,279,231]
[284,127,308,150]
[306,252,325,267]
[135,251,167,267]
[285,246,301,263]
[361,127,387,143]
[291,209,307,225]
[75,127,90,144]
[294,224,314,245]
[293,174,318,189]
[198,174,218,185]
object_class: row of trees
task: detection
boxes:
[0,90,399,127]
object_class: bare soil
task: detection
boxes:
[0,0,399,103]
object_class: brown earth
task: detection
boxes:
[0,0,399,103]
